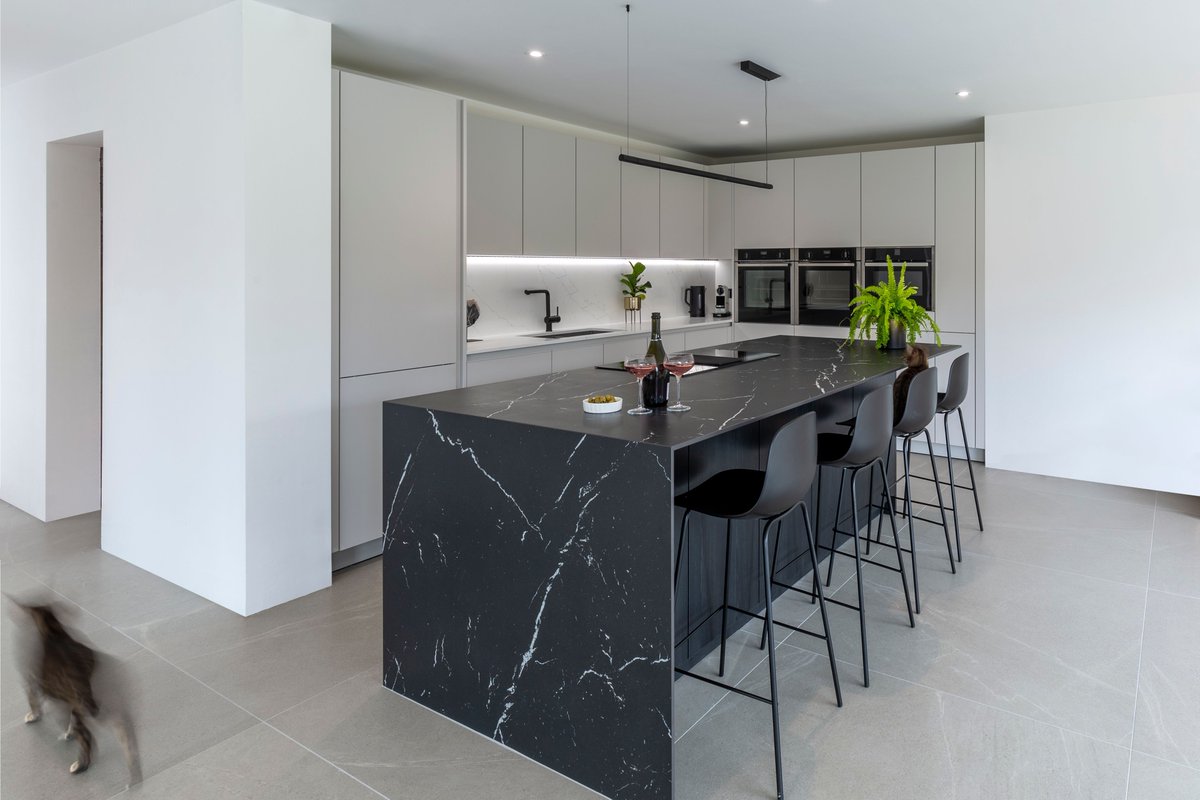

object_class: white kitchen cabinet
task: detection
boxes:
[338,365,457,551]
[920,332,978,455]
[659,157,704,259]
[602,331,685,363]
[974,143,985,450]
[523,126,576,255]
[934,144,976,333]
[551,341,605,372]
[622,151,660,258]
[467,113,523,255]
[861,147,935,245]
[734,322,792,342]
[734,159,794,248]
[576,138,621,256]
[467,348,553,387]
[684,326,733,350]
[340,73,459,378]
[705,164,734,260]
[794,153,861,247]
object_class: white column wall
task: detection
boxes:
[985,94,1200,495]
[0,2,333,614]
[242,2,332,614]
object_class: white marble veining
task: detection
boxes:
[465,257,729,339]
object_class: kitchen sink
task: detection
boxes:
[522,328,617,339]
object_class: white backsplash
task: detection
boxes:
[465,257,731,339]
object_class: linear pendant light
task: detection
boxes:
[616,5,776,190]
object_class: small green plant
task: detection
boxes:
[847,255,941,350]
[619,261,652,299]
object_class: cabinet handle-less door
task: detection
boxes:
[340,73,460,377]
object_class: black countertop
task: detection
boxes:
[388,335,959,450]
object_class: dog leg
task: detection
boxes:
[68,711,93,774]
[23,684,42,723]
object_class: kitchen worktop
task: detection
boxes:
[465,315,732,355]
[397,334,959,450]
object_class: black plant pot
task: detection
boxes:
[885,320,907,350]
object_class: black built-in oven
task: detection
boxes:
[735,248,794,324]
[863,247,934,311]
[795,247,858,325]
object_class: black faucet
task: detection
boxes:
[524,289,561,332]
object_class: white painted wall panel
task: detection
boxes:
[986,94,1200,494]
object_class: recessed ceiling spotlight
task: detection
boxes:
[739,119,750,126]
[528,50,544,59]
[956,89,971,98]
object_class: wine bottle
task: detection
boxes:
[643,312,670,408]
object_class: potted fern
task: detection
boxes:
[847,255,941,350]
[619,261,652,310]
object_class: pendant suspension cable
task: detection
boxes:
[625,3,631,154]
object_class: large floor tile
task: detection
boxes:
[1148,507,1200,599]
[789,547,1144,746]
[118,722,381,800]
[974,466,1160,510]
[677,645,1129,800]
[1126,752,1200,800]
[1,649,255,799]
[271,670,599,799]
[1132,590,1200,769]
[0,510,102,567]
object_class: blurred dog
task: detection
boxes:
[8,596,140,783]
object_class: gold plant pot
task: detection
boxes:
[624,296,642,311]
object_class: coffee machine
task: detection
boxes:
[684,285,706,317]
[713,285,732,318]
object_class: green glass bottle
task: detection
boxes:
[643,312,670,407]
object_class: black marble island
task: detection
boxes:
[381,335,956,800]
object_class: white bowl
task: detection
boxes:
[582,397,623,414]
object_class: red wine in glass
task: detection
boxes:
[623,358,655,415]
[664,354,695,412]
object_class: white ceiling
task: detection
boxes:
[5,0,1200,157]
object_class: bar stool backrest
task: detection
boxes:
[841,384,894,466]
[895,367,939,435]
[939,353,970,412]
[752,411,818,519]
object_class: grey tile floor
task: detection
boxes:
[2,460,1199,799]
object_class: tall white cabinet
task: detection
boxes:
[335,71,461,559]
[733,158,794,248]
[861,147,935,245]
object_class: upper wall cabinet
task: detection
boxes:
[794,153,861,247]
[934,143,976,333]
[733,159,794,248]
[576,138,621,256]
[622,150,660,258]
[705,164,733,260]
[467,113,522,255]
[861,147,935,245]
[659,156,705,259]
[339,73,459,377]
[523,127,575,255]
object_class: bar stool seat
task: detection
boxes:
[674,412,841,800]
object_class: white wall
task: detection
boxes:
[985,94,1200,495]
[45,142,102,520]
[1,1,332,614]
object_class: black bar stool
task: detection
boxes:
[935,353,984,555]
[815,384,915,688]
[674,412,841,800]
[868,367,956,615]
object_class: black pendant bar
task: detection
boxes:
[617,153,773,190]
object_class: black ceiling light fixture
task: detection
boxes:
[615,4,775,190]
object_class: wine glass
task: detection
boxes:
[623,357,655,415]
[664,353,695,412]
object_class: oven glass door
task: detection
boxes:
[865,264,933,310]
[798,266,855,309]
[736,265,792,324]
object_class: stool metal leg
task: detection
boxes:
[959,407,984,531]
[801,501,843,707]
[874,458,915,628]
[902,435,920,614]
[760,520,785,800]
[848,466,869,688]
[824,469,847,588]
[674,509,691,593]
[942,412,963,562]
[923,429,956,575]
[810,468,822,605]
[718,518,732,677]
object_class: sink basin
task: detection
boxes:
[522,328,617,339]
